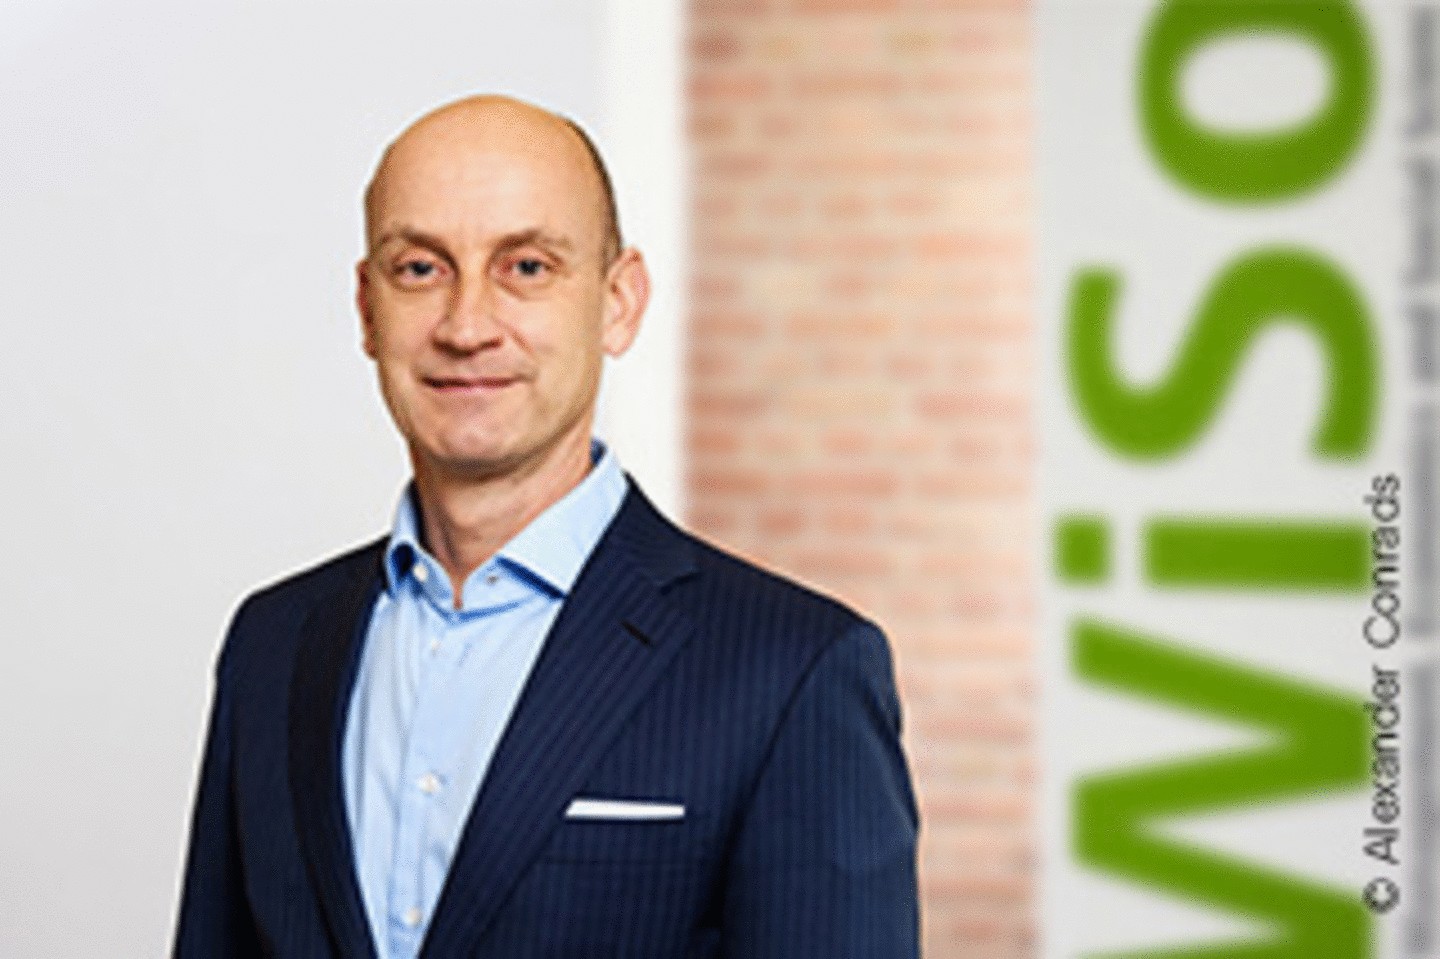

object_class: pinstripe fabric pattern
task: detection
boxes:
[173,479,919,958]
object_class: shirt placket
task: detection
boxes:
[386,600,464,958]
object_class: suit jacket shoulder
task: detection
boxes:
[636,498,882,691]
[687,531,870,632]
[216,536,386,675]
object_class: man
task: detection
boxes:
[173,94,919,959]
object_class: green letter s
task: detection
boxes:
[1067,248,1377,460]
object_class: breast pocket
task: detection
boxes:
[538,812,716,863]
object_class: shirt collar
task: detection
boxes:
[383,438,628,606]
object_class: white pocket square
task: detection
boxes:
[564,797,685,821]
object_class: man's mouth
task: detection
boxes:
[423,375,519,393]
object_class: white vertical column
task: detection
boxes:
[598,0,688,519]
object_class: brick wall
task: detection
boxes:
[685,1,1033,955]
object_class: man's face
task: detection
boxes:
[357,103,642,481]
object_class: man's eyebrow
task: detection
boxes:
[495,228,576,254]
[369,226,578,257]
[369,227,449,257]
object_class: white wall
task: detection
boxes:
[0,2,682,955]
[598,0,688,517]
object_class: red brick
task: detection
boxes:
[794,0,902,13]
[915,389,1027,420]
[690,309,766,338]
[756,352,808,381]
[818,507,874,535]
[815,348,874,377]
[914,229,1028,260]
[921,787,1031,823]
[690,506,740,536]
[690,28,743,62]
[783,386,895,419]
[757,111,802,138]
[818,190,873,221]
[754,30,804,62]
[885,350,936,379]
[692,468,771,497]
[689,69,776,102]
[915,549,1027,578]
[913,470,1027,499]
[693,190,740,220]
[688,388,771,419]
[756,189,805,218]
[914,0,1028,11]
[692,0,775,12]
[696,148,774,179]
[786,310,895,340]
[879,429,940,459]
[788,547,897,578]
[687,345,744,380]
[821,269,877,300]
[914,64,1030,98]
[787,469,901,498]
[908,743,1032,783]
[689,273,741,303]
[886,188,943,218]
[755,428,807,457]
[688,427,744,456]
[756,507,806,537]
[914,708,1030,744]
[820,427,875,457]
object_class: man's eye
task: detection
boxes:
[399,260,437,279]
[513,258,548,278]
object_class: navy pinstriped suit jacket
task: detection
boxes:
[173,479,920,958]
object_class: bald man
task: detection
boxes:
[173,96,919,959]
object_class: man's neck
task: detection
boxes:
[410,430,594,608]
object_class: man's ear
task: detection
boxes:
[601,247,650,358]
[356,259,378,359]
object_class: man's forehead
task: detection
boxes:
[366,175,590,258]
[365,101,604,247]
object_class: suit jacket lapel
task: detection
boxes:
[288,541,386,959]
[420,482,698,958]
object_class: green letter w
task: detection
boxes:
[1073,620,1372,958]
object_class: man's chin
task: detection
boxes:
[424,448,521,480]
[406,421,591,485]
[423,435,587,483]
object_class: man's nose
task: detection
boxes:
[433,273,503,352]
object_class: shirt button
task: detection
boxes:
[417,772,441,795]
[485,573,499,586]
[428,638,441,654]
[413,563,429,583]
[403,906,422,928]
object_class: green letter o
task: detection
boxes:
[1141,0,1374,202]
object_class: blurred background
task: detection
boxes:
[686,4,1034,955]
[1,0,1426,956]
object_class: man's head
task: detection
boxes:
[356,95,648,483]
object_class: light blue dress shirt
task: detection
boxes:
[342,440,628,959]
